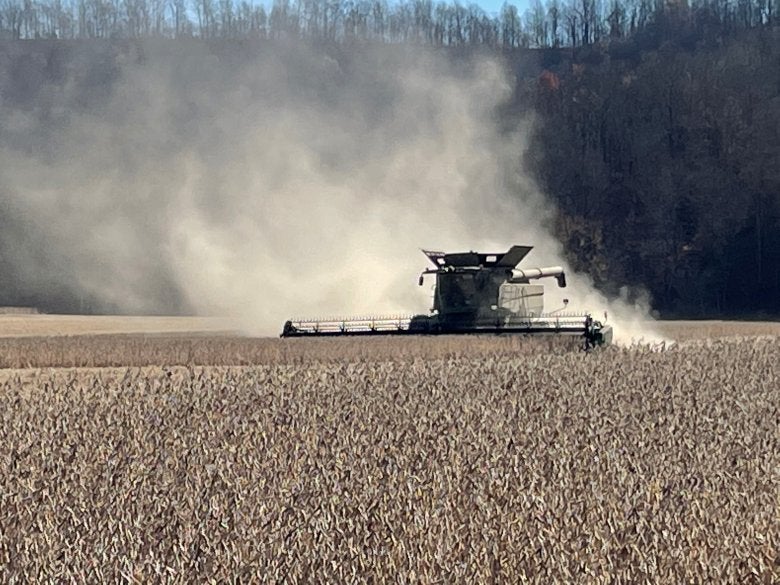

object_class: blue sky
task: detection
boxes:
[479,0,530,15]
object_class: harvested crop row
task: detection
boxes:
[0,336,777,582]
[0,320,777,369]
[0,334,581,369]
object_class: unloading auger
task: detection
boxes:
[281,245,612,348]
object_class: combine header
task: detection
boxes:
[281,245,612,348]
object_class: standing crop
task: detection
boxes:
[0,334,777,582]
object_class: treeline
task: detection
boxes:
[0,0,776,47]
[514,30,780,316]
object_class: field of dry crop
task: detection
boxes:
[0,318,777,582]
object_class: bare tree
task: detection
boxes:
[548,0,561,45]
[2,0,23,37]
[500,1,520,47]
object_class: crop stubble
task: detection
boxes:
[0,328,777,582]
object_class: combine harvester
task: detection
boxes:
[281,245,612,348]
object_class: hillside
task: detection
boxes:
[0,28,778,317]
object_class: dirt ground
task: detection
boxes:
[0,314,239,337]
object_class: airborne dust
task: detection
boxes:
[0,41,660,343]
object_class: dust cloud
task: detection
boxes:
[0,40,661,343]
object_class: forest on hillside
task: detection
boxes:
[0,0,778,317]
[517,30,780,316]
[0,0,776,46]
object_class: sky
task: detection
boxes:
[480,0,531,15]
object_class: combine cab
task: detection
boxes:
[281,245,612,348]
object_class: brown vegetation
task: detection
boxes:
[0,329,777,581]
[0,333,581,368]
